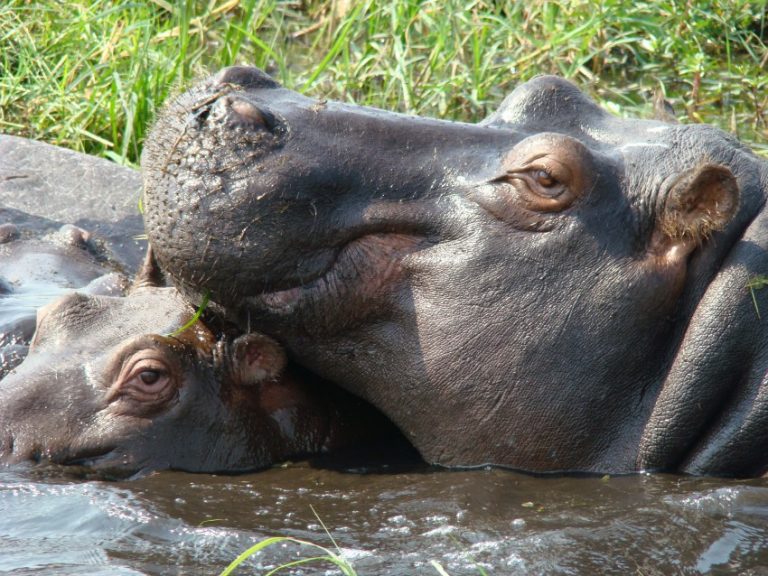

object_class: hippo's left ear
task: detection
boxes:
[652,164,739,261]
[132,245,165,291]
[231,333,287,386]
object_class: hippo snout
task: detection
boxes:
[143,66,522,310]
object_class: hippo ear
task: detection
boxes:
[131,245,165,290]
[231,333,287,386]
[652,164,739,261]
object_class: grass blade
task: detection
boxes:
[166,290,210,337]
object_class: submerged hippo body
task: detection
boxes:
[0,253,394,475]
[142,67,768,477]
[0,135,145,271]
[1,136,146,375]
[0,216,130,378]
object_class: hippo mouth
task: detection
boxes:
[44,443,123,472]
[246,232,429,324]
[0,435,120,472]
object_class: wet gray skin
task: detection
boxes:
[0,218,128,378]
[143,66,768,477]
[0,135,145,271]
[0,253,397,476]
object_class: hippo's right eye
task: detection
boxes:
[124,361,172,398]
[497,162,571,210]
[139,370,162,386]
[533,169,555,187]
[521,166,568,200]
[481,134,596,221]
[109,350,179,414]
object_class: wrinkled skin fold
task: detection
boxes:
[142,66,768,477]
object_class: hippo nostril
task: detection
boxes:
[192,105,211,124]
[216,66,279,90]
[0,223,19,244]
[229,98,268,128]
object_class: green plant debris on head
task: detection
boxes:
[166,290,210,337]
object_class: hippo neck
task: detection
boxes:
[639,172,768,476]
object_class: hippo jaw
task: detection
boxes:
[143,68,761,475]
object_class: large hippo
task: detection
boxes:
[0,250,403,475]
[142,66,768,477]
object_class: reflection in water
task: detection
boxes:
[0,268,127,377]
[1,465,768,575]
[696,521,765,574]
[0,285,73,378]
[0,285,80,378]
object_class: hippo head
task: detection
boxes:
[0,251,343,476]
[142,67,768,476]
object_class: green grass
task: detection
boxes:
[747,274,768,318]
[218,504,360,575]
[166,289,210,337]
[1,0,767,166]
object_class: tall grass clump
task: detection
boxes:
[1,0,767,163]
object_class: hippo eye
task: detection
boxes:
[533,169,557,188]
[126,362,171,397]
[109,352,178,413]
[139,370,162,386]
[478,134,594,223]
[524,167,567,199]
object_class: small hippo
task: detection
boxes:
[0,251,399,476]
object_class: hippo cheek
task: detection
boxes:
[244,232,432,336]
[111,420,272,474]
[83,388,272,474]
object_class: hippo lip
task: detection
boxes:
[248,232,430,317]
[57,446,119,467]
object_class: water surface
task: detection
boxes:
[2,463,768,575]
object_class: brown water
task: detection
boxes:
[2,462,768,575]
